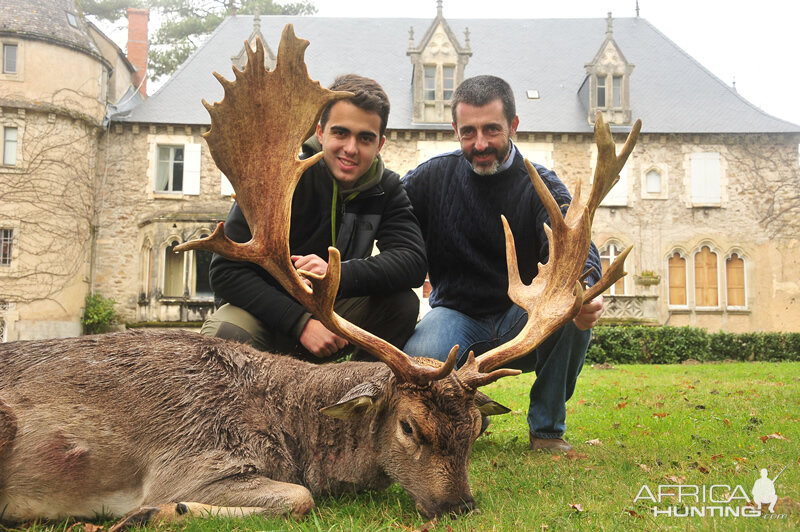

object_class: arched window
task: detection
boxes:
[668,252,687,306]
[600,242,626,295]
[726,253,746,308]
[163,240,185,297]
[645,169,661,194]
[694,246,719,307]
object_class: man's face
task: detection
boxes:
[453,99,519,175]
[316,100,385,189]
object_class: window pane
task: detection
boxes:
[3,44,17,74]
[597,76,606,107]
[424,65,436,101]
[600,243,625,295]
[694,246,718,307]
[172,147,184,191]
[613,75,622,107]
[646,170,661,194]
[726,254,745,306]
[3,127,17,165]
[668,253,686,305]
[442,66,455,100]
[194,246,213,297]
[1,228,13,266]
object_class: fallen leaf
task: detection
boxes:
[653,413,669,418]
[551,455,563,461]
[616,401,628,409]
[761,432,790,443]
[624,508,644,518]
[698,465,710,474]
[666,475,686,484]
[569,503,584,512]
[733,456,747,463]
[585,438,602,446]
[638,463,651,472]
[723,418,730,426]
[711,454,724,461]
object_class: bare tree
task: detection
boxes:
[728,136,800,239]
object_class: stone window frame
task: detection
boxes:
[0,227,14,268]
[692,242,722,310]
[666,249,689,309]
[1,39,22,81]
[161,236,186,298]
[724,248,748,311]
[598,238,628,296]
[139,238,154,300]
[147,134,202,199]
[641,164,669,200]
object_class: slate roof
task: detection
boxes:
[114,15,800,134]
[0,0,103,60]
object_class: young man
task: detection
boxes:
[402,75,603,452]
[202,74,427,361]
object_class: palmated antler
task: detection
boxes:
[463,113,641,378]
[175,25,457,386]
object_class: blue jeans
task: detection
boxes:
[403,305,590,439]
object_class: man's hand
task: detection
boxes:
[299,318,349,358]
[573,295,604,330]
[292,254,328,276]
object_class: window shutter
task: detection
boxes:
[183,143,202,195]
[690,152,721,204]
[668,253,687,306]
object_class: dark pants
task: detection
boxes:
[201,290,420,363]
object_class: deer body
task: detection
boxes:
[0,329,478,521]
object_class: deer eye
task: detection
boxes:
[400,421,413,436]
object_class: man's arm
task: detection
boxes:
[338,173,428,296]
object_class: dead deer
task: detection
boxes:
[0,25,639,525]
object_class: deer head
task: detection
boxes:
[176,24,639,518]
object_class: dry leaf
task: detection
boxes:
[624,508,644,518]
[652,412,669,418]
[711,453,724,461]
[638,463,651,472]
[666,475,686,484]
[760,432,790,443]
[569,503,584,512]
[616,401,628,409]
[565,450,589,460]
[698,465,710,474]
[733,456,747,463]
[723,418,730,426]
[585,438,602,446]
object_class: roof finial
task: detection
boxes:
[636,0,640,17]
[253,11,261,32]
[464,27,471,48]
[606,12,613,35]
[437,0,443,17]
[408,26,415,48]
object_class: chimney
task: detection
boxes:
[127,7,149,96]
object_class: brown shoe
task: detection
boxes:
[529,434,573,453]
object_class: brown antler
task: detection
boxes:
[175,25,457,386]
[468,113,641,376]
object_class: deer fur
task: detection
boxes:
[0,329,489,522]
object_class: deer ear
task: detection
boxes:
[320,381,384,420]
[474,391,511,416]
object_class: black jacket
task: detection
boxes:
[209,148,427,339]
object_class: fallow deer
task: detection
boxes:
[0,25,639,524]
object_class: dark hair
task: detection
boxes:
[451,75,516,125]
[319,74,390,137]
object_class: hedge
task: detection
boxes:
[586,326,800,364]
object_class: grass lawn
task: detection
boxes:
[5,361,798,532]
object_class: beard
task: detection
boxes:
[465,140,511,176]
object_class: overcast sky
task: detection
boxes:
[99,0,800,126]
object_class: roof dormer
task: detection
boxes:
[232,13,276,71]
[407,1,471,123]
[583,13,634,125]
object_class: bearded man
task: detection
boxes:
[402,75,603,453]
